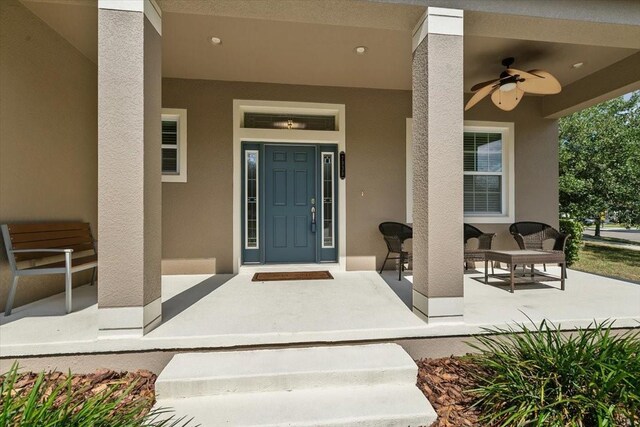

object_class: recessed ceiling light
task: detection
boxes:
[210,36,222,46]
[572,62,584,69]
[354,46,367,55]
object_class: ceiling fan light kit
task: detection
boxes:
[465,57,561,112]
[499,82,517,92]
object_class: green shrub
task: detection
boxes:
[467,321,640,427]
[559,218,584,266]
[0,364,191,427]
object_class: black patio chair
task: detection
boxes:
[378,222,413,281]
[464,224,495,271]
[509,221,569,275]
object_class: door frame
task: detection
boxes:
[233,100,346,273]
[241,143,338,265]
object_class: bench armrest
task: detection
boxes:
[11,248,74,254]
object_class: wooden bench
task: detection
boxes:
[1,222,97,316]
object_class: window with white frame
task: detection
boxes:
[463,121,514,222]
[161,108,187,183]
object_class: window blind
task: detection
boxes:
[162,119,179,174]
[463,131,503,214]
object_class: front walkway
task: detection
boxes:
[1,267,638,358]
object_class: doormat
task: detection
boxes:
[252,271,334,282]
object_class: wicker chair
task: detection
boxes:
[509,221,569,274]
[464,224,495,270]
[378,222,413,280]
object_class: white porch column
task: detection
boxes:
[97,0,162,336]
[411,8,464,322]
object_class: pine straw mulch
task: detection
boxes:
[416,356,483,427]
[1,368,157,414]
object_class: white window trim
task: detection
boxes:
[162,108,187,183]
[232,99,346,273]
[321,152,335,249]
[463,121,515,223]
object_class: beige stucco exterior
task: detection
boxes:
[0,0,97,309]
[412,26,465,319]
[160,74,559,279]
[465,96,560,249]
[97,6,162,333]
[1,0,636,318]
[161,78,411,273]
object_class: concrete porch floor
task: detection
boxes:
[0,271,430,358]
[1,267,638,358]
[383,266,640,331]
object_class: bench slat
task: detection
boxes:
[10,229,92,244]
[12,236,94,251]
[23,254,97,271]
[7,222,89,234]
[14,243,96,261]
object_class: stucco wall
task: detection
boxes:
[0,0,97,309]
[464,96,560,249]
[97,8,162,314]
[162,79,412,273]
[162,79,558,272]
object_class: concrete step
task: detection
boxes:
[154,384,437,427]
[155,343,418,399]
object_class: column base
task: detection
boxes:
[413,291,464,323]
[98,297,162,338]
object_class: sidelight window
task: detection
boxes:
[321,152,334,248]
[245,150,259,249]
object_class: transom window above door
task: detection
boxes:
[243,113,336,131]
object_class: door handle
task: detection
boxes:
[311,206,316,233]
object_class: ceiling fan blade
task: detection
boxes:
[505,68,544,81]
[518,69,562,94]
[470,78,500,92]
[491,87,524,111]
[465,83,497,111]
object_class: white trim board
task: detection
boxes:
[232,100,347,273]
[98,0,162,35]
[97,297,162,338]
[412,7,463,51]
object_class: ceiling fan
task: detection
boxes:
[465,57,561,112]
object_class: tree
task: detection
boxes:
[559,91,640,236]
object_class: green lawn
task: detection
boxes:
[586,223,638,229]
[584,235,640,247]
[571,243,640,282]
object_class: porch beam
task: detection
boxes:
[97,0,162,336]
[411,8,464,322]
[542,52,640,119]
[464,12,640,50]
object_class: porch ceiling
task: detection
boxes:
[19,0,640,93]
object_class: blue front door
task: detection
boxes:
[264,145,317,263]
